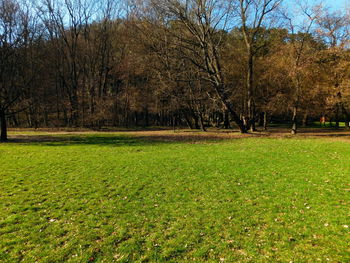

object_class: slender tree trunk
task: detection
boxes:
[291,106,298,135]
[263,112,268,131]
[183,110,193,129]
[345,117,350,130]
[71,91,79,127]
[199,114,206,132]
[64,109,69,126]
[184,117,193,129]
[258,112,264,127]
[145,108,149,127]
[223,110,230,129]
[215,113,221,128]
[134,112,139,126]
[26,111,32,127]
[335,104,340,128]
[246,51,256,132]
[222,101,247,133]
[249,102,256,132]
[12,114,18,127]
[342,106,350,129]
[0,110,8,142]
[302,113,308,127]
[44,111,49,127]
[172,114,176,132]
[192,112,200,129]
[212,82,247,133]
[55,82,61,123]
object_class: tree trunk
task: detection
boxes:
[134,111,139,126]
[44,111,49,127]
[223,110,230,129]
[71,94,79,127]
[0,110,8,142]
[291,106,298,135]
[11,114,19,127]
[198,113,206,132]
[223,102,247,133]
[258,112,264,127]
[263,112,268,131]
[345,118,350,130]
[249,102,256,132]
[246,51,256,132]
[183,110,193,129]
[172,115,176,132]
[344,113,350,130]
[145,108,149,127]
[212,84,247,133]
[184,117,193,129]
[302,113,308,127]
[342,105,349,130]
[63,109,68,126]
[193,113,200,129]
[335,104,340,128]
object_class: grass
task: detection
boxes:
[0,132,350,262]
[312,122,349,128]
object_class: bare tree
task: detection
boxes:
[237,0,283,131]
[316,7,350,128]
[0,0,39,141]
[281,1,321,134]
[38,0,97,126]
[134,0,249,132]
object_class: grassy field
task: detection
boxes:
[1,131,350,262]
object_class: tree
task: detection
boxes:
[135,0,249,132]
[281,1,322,134]
[39,0,97,126]
[316,8,350,128]
[0,0,38,141]
[237,0,283,131]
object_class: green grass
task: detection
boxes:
[1,133,350,262]
[312,122,348,128]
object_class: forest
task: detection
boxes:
[1,0,350,141]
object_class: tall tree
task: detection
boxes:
[282,0,321,134]
[238,0,283,131]
[39,0,97,126]
[316,8,350,128]
[0,0,38,141]
[136,0,249,132]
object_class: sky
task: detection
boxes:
[284,0,349,28]
[314,0,348,10]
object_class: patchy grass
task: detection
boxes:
[0,132,350,262]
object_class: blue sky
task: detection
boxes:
[316,0,347,10]
[285,0,349,28]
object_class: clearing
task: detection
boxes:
[0,129,350,262]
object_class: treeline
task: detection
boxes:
[1,0,350,141]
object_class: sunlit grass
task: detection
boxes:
[1,133,350,262]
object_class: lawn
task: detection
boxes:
[0,131,350,262]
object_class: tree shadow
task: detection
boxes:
[4,127,350,147]
[5,130,268,147]
[6,135,157,147]
[307,133,350,138]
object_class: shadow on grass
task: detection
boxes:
[6,129,271,146]
[4,127,350,146]
[5,133,245,146]
[5,135,158,147]
[310,133,350,137]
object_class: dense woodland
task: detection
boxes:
[1,0,350,141]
